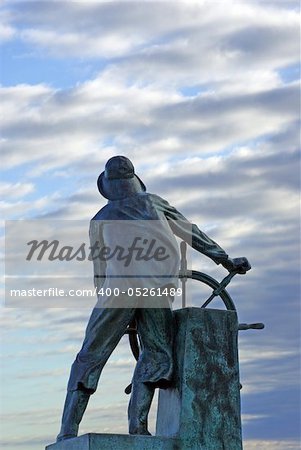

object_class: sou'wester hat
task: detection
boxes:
[97,156,146,200]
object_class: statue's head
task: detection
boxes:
[97,156,146,200]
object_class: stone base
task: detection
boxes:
[156,308,242,450]
[46,433,178,450]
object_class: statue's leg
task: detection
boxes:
[128,381,155,435]
[128,298,174,435]
[56,388,91,441]
[57,305,136,441]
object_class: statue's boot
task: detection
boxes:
[56,389,90,442]
[128,381,155,435]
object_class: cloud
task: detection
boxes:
[243,440,300,450]
[0,7,16,42]
[1,0,299,185]
[0,22,15,42]
[0,1,300,449]
[0,191,65,219]
[0,78,299,180]
[5,1,299,67]
[0,181,35,199]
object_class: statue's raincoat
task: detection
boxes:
[67,192,228,392]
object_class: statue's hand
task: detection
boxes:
[222,257,251,274]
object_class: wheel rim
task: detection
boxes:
[188,270,236,311]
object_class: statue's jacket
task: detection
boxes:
[67,192,228,393]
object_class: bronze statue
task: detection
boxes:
[57,156,249,441]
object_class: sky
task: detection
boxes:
[0,0,300,449]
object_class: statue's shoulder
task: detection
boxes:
[148,193,170,209]
[91,203,111,221]
[148,192,166,202]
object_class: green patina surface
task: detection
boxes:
[46,433,178,450]
[156,307,242,450]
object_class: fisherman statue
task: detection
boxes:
[57,156,250,441]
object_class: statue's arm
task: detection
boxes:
[152,194,229,266]
[89,219,106,289]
